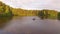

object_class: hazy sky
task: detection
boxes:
[0,0,60,11]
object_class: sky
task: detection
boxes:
[0,0,60,11]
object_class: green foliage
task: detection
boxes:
[57,12,60,20]
[38,9,58,19]
[38,10,45,19]
[0,1,13,17]
[0,1,60,20]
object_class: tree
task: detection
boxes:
[0,1,13,17]
[38,11,45,19]
[57,12,60,20]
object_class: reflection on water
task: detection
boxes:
[0,16,60,34]
[0,17,13,29]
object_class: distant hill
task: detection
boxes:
[0,1,59,19]
[0,1,39,16]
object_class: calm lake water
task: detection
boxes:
[0,16,60,34]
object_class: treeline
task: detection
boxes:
[38,9,58,19]
[0,1,13,17]
[0,1,60,20]
[11,8,60,20]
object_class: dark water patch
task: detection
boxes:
[0,16,13,29]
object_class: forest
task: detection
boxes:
[0,1,60,20]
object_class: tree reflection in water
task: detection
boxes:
[0,16,13,29]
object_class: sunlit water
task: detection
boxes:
[0,16,60,34]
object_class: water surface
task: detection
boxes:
[0,16,60,34]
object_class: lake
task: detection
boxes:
[0,16,60,34]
